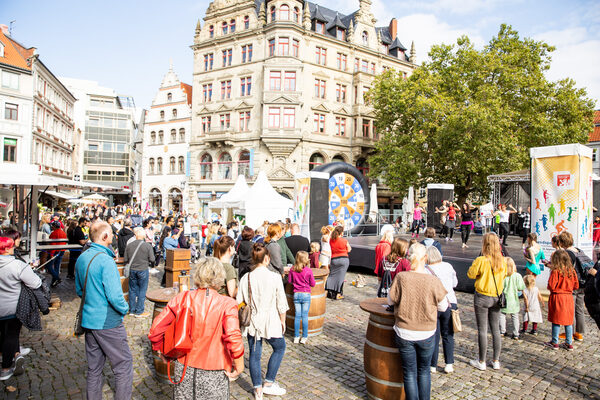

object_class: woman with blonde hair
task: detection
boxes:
[467,233,508,370]
[318,226,334,270]
[149,257,244,400]
[264,224,284,275]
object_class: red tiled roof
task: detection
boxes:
[180,83,192,106]
[589,110,600,142]
[0,30,35,71]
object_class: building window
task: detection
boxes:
[241,44,253,63]
[222,21,228,35]
[230,19,236,33]
[202,84,213,102]
[278,37,289,55]
[241,77,252,96]
[335,84,347,103]
[314,79,326,98]
[316,21,325,34]
[1,71,19,90]
[362,31,368,45]
[239,111,251,131]
[313,113,325,133]
[204,53,214,71]
[362,119,371,137]
[363,86,370,103]
[315,47,327,65]
[157,157,163,174]
[332,155,345,162]
[3,138,17,162]
[167,93,172,102]
[280,4,290,20]
[268,39,275,56]
[293,7,300,22]
[337,53,347,70]
[284,72,296,91]
[309,153,324,170]
[336,28,345,41]
[270,6,276,22]
[269,71,281,90]
[219,113,231,129]
[356,158,369,176]
[150,131,156,144]
[238,150,251,178]
[222,49,232,67]
[292,39,299,57]
[335,117,346,136]
[283,108,295,128]
[202,116,211,133]
[354,58,359,72]
[4,103,18,120]
[218,152,232,179]
[593,148,598,162]
[373,122,378,139]
[172,108,177,118]
[170,129,177,143]
[149,158,155,174]
[371,62,376,74]
[221,80,232,99]
[268,107,280,128]
[160,110,165,120]
[178,156,185,174]
[158,130,164,143]
[361,60,369,73]
[170,157,176,173]
[200,154,212,179]
[209,25,214,37]
[244,15,250,29]
[179,128,185,142]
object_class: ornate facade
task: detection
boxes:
[188,0,416,215]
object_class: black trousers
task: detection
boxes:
[0,317,22,369]
[461,226,471,244]
[521,227,530,244]
[499,222,510,245]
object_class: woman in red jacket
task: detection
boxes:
[148,257,244,400]
[374,230,393,279]
[48,220,67,288]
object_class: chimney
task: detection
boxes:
[389,18,397,40]
[0,24,9,35]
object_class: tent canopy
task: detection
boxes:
[240,171,293,229]
[208,175,250,209]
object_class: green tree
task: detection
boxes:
[368,24,595,205]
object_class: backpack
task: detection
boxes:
[569,248,594,286]
[377,259,396,298]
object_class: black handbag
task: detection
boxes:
[491,262,507,308]
[74,253,100,336]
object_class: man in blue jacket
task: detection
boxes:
[76,221,132,400]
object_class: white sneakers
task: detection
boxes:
[19,347,31,357]
[444,364,454,373]
[293,337,300,344]
[491,360,501,370]
[262,382,287,396]
[430,367,437,374]
[300,337,308,345]
[469,359,486,371]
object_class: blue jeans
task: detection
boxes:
[552,323,573,345]
[395,333,435,400]
[128,269,149,314]
[48,252,64,283]
[431,303,456,367]
[293,292,311,338]
[247,334,286,388]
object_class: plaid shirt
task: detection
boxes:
[519,212,531,229]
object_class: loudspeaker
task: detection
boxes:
[309,175,329,242]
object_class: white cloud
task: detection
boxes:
[534,28,600,108]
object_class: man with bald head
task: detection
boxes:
[75,221,132,400]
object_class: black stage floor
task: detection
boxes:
[347,232,529,293]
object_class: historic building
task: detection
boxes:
[188,0,416,215]
[0,25,76,179]
[140,65,192,213]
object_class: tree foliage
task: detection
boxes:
[367,24,595,204]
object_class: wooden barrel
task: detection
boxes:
[116,258,128,302]
[284,268,329,337]
[360,298,404,400]
[146,288,178,384]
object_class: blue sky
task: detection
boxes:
[2,0,598,109]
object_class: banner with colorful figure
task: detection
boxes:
[530,144,593,286]
[294,173,311,239]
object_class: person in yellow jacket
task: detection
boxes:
[467,233,507,371]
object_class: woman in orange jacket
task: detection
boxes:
[148,257,244,399]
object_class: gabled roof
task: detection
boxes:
[0,29,34,71]
[312,5,328,22]
[389,37,407,51]
[589,110,600,142]
[326,13,345,30]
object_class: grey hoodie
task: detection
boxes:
[0,255,41,318]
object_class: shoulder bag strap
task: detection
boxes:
[126,241,144,268]
[79,253,101,315]
[490,259,500,297]
[248,271,253,311]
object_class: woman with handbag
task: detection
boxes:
[425,246,458,374]
[148,257,245,400]
[0,236,42,381]
[236,243,289,400]
[467,233,508,371]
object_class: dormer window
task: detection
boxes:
[293,7,300,22]
[222,21,228,35]
[167,93,172,102]
[244,15,250,29]
[316,21,325,34]
[280,4,290,20]
[270,6,276,22]
[209,25,214,38]
[336,28,345,41]
[362,31,368,46]
[383,44,389,54]
[230,19,236,33]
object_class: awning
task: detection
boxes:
[43,190,77,200]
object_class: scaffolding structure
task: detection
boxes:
[487,169,530,208]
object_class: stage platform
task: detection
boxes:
[347,232,529,293]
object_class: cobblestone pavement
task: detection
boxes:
[3,265,600,399]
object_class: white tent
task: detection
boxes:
[241,171,294,229]
[208,175,250,209]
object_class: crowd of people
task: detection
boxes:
[0,199,599,400]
